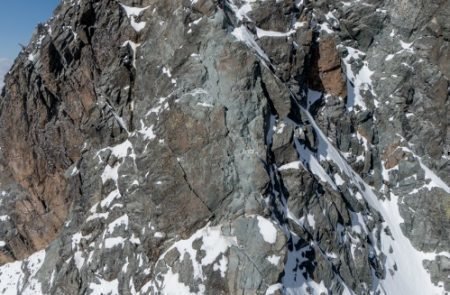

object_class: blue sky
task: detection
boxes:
[0,0,59,87]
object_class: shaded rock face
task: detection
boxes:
[0,0,448,294]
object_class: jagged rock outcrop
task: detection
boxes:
[0,0,448,294]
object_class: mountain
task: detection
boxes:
[0,58,12,89]
[0,0,449,294]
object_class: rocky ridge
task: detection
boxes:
[0,0,449,294]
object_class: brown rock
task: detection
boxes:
[307,36,347,98]
[0,250,14,265]
[383,144,407,170]
[191,0,216,16]
[318,38,341,72]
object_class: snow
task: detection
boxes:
[224,1,447,293]
[293,21,307,29]
[74,251,85,270]
[101,189,121,208]
[96,139,136,187]
[318,22,334,34]
[138,120,156,140]
[231,26,270,62]
[290,103,446,294]
[107,214,129,234]
[89,277,119,295]
[325,11,339,27]
[400,147,450,193]
[374,192,446,295]
[357,131,370,151]
[294,138,338,190]
[283,239,330,295]
[120,4,150,32]
[307,89,323,107]
[349,211,369,235]
[97,139,135,161]
[385,54,395,61]
[306,213,316,229]
[143,224,237,293]
[0,250,46,294]
[104,237,126,248]
[101,164,120,184]
[399,40,414,52]
[69,165,79,176]
[390,29,396,37]
[86,212,109,222]
[256,216,277,244]
[266,283,283,295]
[197,102,213,107]
[72,232,86,250]
[278,161,301,171]
[266,115,276,146]
[341,47,376,111]
[154,231,165,238]
[162,66,172,78]
[334,173,345,186]
[160,269,196,295]
[193,227,234,265]
[256,27,296,38]
[227,0,254,21]
[267,255,281,266]
[212,255,228,278]
[130,233,141,245]
[0,215,10,221]
[130,17,146,32]
[146,96,170,116]
[275,121,286,134]
[28,53,36,62]
[122,40,140,68]
[384,39,415,62]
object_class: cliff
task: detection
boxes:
[0,0,449,294]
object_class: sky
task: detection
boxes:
[0,0,60,87]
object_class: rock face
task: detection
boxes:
[0,0,448,294]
